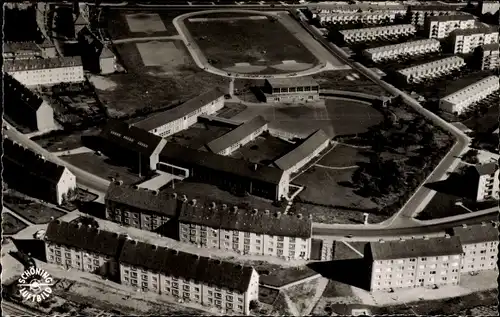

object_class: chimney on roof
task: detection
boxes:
[210,202,216,209]
[309,214,313,220]
[172,193,177,199]
[133,185,139,190]
[152,244,157,250]
[181,195,188,202]
[275,211,281,218]
[264,209,270,214]
[77,222,82,228]
[222,204,228,210]
[297,214,303,219]
[462,224,467,228]
[190,199,197,206]
[87,224,92,228]
[493,223,499,228]
[50,216,54,221]
[379,239,384,243]
[481,222,486,226]
[233,206,238,213]
[152,190,159,196]
[400,237,405,242]
[174,250,179,255]
[445,234,451,238]
[252,209,258,215]
[423,236,429,240]
[55,220,61,224]
[116,180,123,185]
[131,240,137,245]
[216,260,222,265]
[253,163,258,171]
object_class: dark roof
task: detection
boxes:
[369,237,463,260]
[133,88,226,131]
[37,39,55,49]
[119,239,255,293]
[474,162,498,175]
[428,14,475,22]
[409,5,459,11]
[452,223,499,244]
[274,129,330,171]
[4,56,83,72]
[451,26,495,36]
[3,137,66,185]
[105,183,178,217]
[4,73,45,112]
[100,119,165,156]
[159,143,285,184]
[45,220,124,258]
[265,76,318,89]
[179,202,312,238]
[480,43,500,51]
[3,41,41,54]
[206,116,268,154]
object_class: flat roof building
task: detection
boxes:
[397,56,465,83]
[407,5,462,27]
[339,24,416,43]
[470,162,500,202]
[3,41,42,60]
[478,1,500,16]
[475,43,500,70]
[425,14,476,39]
[263,77,320,103]
[449,26,499,54]
[363,39,441,62]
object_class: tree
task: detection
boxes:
[462,149,479,164]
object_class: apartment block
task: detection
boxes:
[439,75,499,114]
[476,43,500,70]
[119,239,259,315]
[425,14,476,39]
[179,201,313,261]
[452,223,499,273]
[315,11,397,25]
[471,162,500,201]
[478,0,500,15]
[3,41,42,60]
[363,39,441,62]
[365,237,463,292]
[449,26,499,54]
[133,88,225,137]
[4,56,84,87]
[339,24,416,43]
[397,56,465,83]
[408,5,461,27]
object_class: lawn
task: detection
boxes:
[285,278,319,314]
[61,153,144,185]
[259,286,280,305]
[462,102,499,133]
[253,263,317,288]
[324,99,384,136]
[60,188,99,212]
[230,134,296,165]
[166,122,234,149]
[97,40,229,118]
[270,292,293,316]
[2,213,28,235]
[332,241,365,260]
[184,12,318,72]
[317,144,370,167]
[313,70,391,96]
[3,196,65,225]
[322,280,355,298]
[32,128,100,152]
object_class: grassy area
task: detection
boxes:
[324,99,384,136]
[270,292,293,316]
[185,13,318,71]
[231,134,295,165]
[462,102,499,133]
[285,278,319,314]
[61,153,144,185]
[166,122,233,149]
[98,40,229,118]
[313,70,391,96]
[32,128,100,152]
[322,280,354,298]
[2,213,27,235]
[317,144,370,167]
[259,286,280,306]
[60,188,99,212]
[3,196,65,225]
[332,241,365,260]
[251,262,317,288]
[215,102,248,119]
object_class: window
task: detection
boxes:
[226,295,233,301]
[226,303,233,309]
[183,285,190,291]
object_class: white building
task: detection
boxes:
[4,56,84,87]
[315,11,398,25]
[363,39,441,62]
[397,56,465,83]
[339,24,416,43]
[439,76,499,114]
[119,239,260,315]
[408,5,462,27]
[478,1,500,15]
[449,26,499,54]
[425,15,476,39]
[476,43,500,70]
[453,223,499,273]
[133,88,225,137]
[472,162,499,201]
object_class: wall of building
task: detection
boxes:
[8,66,84,87]
[426,19,475,39]
[480,49,499,70]
[100,57,115,74]
[218,124,268,156]
[461,241,499,272]
[55,168,77,205]
[284,139,330,175]
[35,101,56,132]
[105,201,173,231]
[477,170,500,201]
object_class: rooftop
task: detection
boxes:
[341,24,415,34]
[133,88,226,131]
[4,73,45,112]
[451,26,497,36]
[399,56,464,74]
[105,182,178,218]
[273,129,330,171]
[206,116,268,154]
[100,119,165,156]
[474,162,498,175]
[45,220,124,258]
[409,5,459,11]
[369,236,463,260]
[3,41,41,54]
[452,223,499,244]
[365,39,440,53]
[179,202,312,238]
[442,76,499,102]
[266,76,319,89]
[480,43,500,51]
[428,14,475,22]
[159,143,285,185]
[4,56,83,72]
[119,239,255,293]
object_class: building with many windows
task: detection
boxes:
[363,39,441,62]
[396,56,465,83]
[407,5,463,28]
[339,24,416,43]
[119,239,259,315]
[205,116,268,156]
[3,137,77,205]
[478,0,500,15]
[314,11,398,25]
[44,220,124,279]
[133,88,226,137]
[451,223,499,273]
[365,237,463,291]
[471,162,499,202]
[475,43,500,70]
[439,75,499,114]
[4,73,56,131]
[179,201,313,260]
[425,14,476,39]
[449,26,499,54]
[262,77,320,103]
[3,41,42,60]
[4,56,84,87]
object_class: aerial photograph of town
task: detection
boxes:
[1,0,498,316]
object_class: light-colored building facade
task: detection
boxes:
[3,42,42,60]
[476,43,500,70]
[425,15,476,39]
[4,56,84,87]
[366,237,463,292]
[133,88,225,137]
[452,223,499,273]
[100,46,116,74]
[263,77,320,103]
[408,5,461,27]
[315,11,398,25]
[478,1,500,15]
[473,162,500,201]
[339,24,416,43]
[439,75,499,114]
[397,56,465,83]
[119,239,260,315]
[363,39,441,62]
[179,202,313,261]
[450,27,499,54]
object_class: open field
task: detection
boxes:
[285,279,319,314]
[313,70,391,96]
[231,134,295,165]
[2,213,27,235]
[167,122,234,149]
[332,241,365,260]
[184,12,318,72]
[4,196,65,225]
[324,98,384,136]
[61,153,144,185]
[317,144,369,168]
[97,40,229,118]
